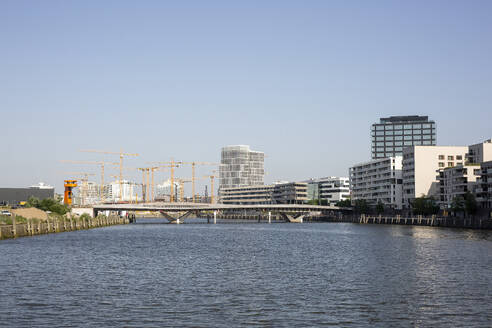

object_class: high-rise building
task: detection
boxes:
[219,145,264,189]
[371,116,436,159]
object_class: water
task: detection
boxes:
[1,219,492,327]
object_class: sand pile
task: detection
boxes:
[11,208,48,221]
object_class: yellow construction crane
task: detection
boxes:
[203,170,218,204]
[174,178,192,202]
[79,149,138,201]
[60,160,119,203]
[147,160,182,202]
[181,162,219,203]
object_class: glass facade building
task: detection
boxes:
[219,145,265,189]
[371,116,436,159]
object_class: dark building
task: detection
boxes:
[0,187,55,205]
[371,115,436,159]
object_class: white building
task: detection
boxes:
[436,164,481,209]
[305,177,350,206]
[219,145,265,189]
[402,146,468,208]
[349,157,403,209]
[467,139,492,164]
[103,180,137,203]
[155,179,181,202]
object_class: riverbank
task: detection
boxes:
[0,214,130,240]
[320,214,492,229]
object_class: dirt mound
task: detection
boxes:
[11,208,48,221]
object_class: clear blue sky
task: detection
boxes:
[1,0,491,194]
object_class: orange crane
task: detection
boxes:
[60,160,119,203]
[147,160,182,202]
[203,170,218,204]
[79,149,138,201]
[181,162,219,203]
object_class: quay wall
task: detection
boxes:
[0,215,129,240]
[320,214,492,229]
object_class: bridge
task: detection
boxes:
[92,203,350,223]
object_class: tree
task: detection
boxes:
[464,191,478,216]
[320,199,329,206]
[335,199,352,207]
[376,201,385,214]
[451,196,465,216]
[307,199,319,205]
[354,199,369,214]
[26,197,69,215]
[412,196,439,216]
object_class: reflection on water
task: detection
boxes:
[1,219,491,327]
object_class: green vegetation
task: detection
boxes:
[451,192,478,216]
[354,199,369,214]
[335,199,352,207]
[25,197,69,215]
[411,196,439,216]
[307,199,319,205]
[0,215,28,225]
[376,201,385,214]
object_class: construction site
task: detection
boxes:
[60,149,219,207]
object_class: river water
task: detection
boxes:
[1,219,492,327]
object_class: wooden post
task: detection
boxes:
[12,213,17,238]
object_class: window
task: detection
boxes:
[414,140,422,146]
[413,124,422,129]
[376,131,384,136]
[386,147,394,151]
[376,125,384,130]
[448,162,454,167]
[376,136,385,141]
[438,155,445,160]
[395,141,403,146]
[395,147,403,152]
[404,141,412,146]
[376,142,384,146]
[448,156,454,160]
[423,135,431,140]
[404,135,413,140]
[385,125,393,130]
[395,136,403,141]
[439,162,445,167]
[423,140,432,145]
[377,147,384,151]
[394,125,403,130]
[404,130,412,135]
[422,124,432,128]
[385,141,394,147]
[456,155,462,160]
[404,124,412,129]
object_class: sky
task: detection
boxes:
[1,0,491,195]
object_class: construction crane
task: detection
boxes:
[147,160,182,202]
[108,174,141,203]
[59,160,119,203]
[181,162,219,203]
[203,170,218,204]
[79,149,138,201]
[64,172,96,206]
[174,178,192,202]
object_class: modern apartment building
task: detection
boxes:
[219,182,307,205]
[219,145,265,189]
[476,161,492,209]
[467,139,492,164]
[349,157,403,209]
[371,116,436,159]
[436,164,481,209]
[305,177,350,206]
[402,146,468,208]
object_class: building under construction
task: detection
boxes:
[219,145,265,189]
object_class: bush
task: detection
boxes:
[26,197,69,215]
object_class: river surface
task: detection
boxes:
[1,218,492,327]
